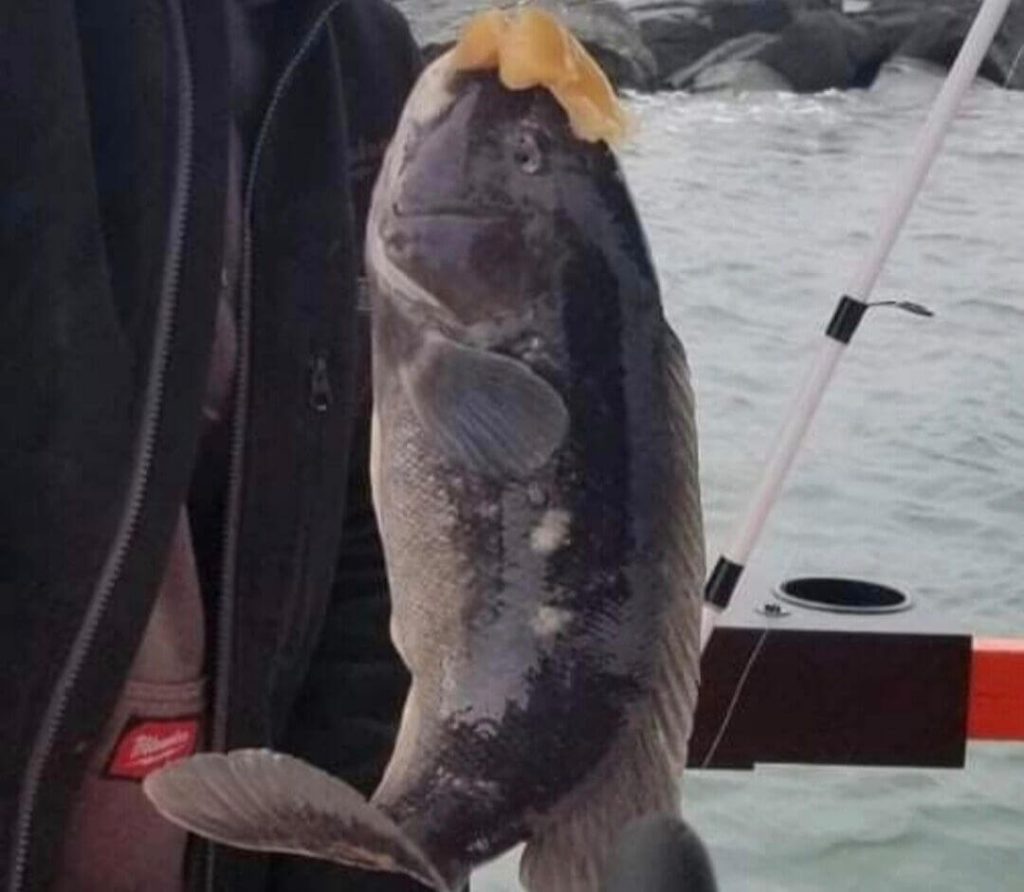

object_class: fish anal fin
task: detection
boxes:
[654,319,704,767]
[142,749,453,890]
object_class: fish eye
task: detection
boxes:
[510,128,545,175]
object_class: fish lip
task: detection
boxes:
[380,203,521,263]
[391,200,518,222]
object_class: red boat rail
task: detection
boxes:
[968,638,1024,742]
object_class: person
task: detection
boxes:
[0,1,428,889]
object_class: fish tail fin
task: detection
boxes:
[142,749,449,890]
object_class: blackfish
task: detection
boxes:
[144,14,705,892]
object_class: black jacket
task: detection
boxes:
[0,0,422,889]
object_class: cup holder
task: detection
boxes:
[774,577,912,614]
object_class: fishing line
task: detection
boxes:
[700,627,770,769]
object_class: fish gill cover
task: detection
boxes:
[451,5,629,146]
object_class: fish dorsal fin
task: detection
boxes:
[143,749,451,890]
[650,322,704,767]
[519,321,705,892]
[401,332,569,479]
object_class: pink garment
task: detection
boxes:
[53,514,207,892]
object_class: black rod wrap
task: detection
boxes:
[825,295,868,343]
[704,557,744,609]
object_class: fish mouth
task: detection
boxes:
[380,203,521,265]
[392,200,518,222]
[375,202,532,326]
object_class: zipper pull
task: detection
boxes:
[309,355,333,412]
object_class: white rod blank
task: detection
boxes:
[724,338,844,565]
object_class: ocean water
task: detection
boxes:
[389,5,1024,886]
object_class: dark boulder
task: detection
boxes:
[851,0,1024,89]
[667,9,895,92]
[689,55,794,91]
[1002,2,1024,89]
[897,7,985,69]
[632,0,797,80]
[665,31,781,89]
[894,2,1024,87]
[562,0,660,90]
[756,9,896,90]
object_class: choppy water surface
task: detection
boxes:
[467,66,1024,891]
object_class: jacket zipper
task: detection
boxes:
[204,3,346,888]
[5,0,195,888]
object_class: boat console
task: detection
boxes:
[691,572,1024,769]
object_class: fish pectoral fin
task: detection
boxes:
[402,332,568,478]
[143,749,448,890]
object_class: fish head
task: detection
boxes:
[369,55,638,346]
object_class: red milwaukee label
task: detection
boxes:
[105,717,200,781]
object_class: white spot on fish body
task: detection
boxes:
[530,508,571,554]
[526,482,547,507]
[531,605,573,638]
[440,652,458,701]
[450,776,501,798]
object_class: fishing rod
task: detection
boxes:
[700,0,1014,652]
